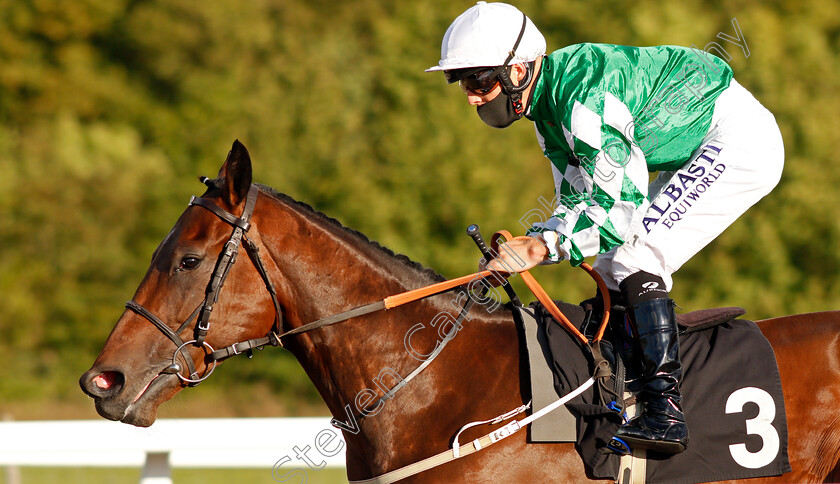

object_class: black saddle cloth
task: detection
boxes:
[532,300,791,484]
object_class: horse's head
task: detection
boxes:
[80,140,283,427]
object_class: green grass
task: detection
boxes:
[0,467,349,484]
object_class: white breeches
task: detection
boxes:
[593,79,785,291]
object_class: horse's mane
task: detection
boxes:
[254,183,446,283]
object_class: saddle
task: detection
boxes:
[576,292,747,335]
[515,299,791,484]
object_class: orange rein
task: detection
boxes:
[382,271,498,309]
[490,230,610,346]
[381,230,610,346]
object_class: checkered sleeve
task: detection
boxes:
[528,93,651,266]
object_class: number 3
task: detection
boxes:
[725,387,780,469]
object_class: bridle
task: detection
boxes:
[125,180,284,386]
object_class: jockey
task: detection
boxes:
[427,2,784,455]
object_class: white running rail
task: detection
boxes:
[0,418,347,484]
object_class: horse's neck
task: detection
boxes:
[255,196,525,467]
[255,197,458,405]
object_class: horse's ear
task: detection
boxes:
[217,139,253,207]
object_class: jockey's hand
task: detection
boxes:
[482,236,548,274]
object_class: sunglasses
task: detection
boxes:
[458,68,503,95]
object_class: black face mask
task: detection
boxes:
[476,90,523,129]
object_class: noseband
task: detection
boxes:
[125,180,283,386]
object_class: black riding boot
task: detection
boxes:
[613,296,689,455]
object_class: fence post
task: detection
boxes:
[3,414,21,484]
[139,451,172,484]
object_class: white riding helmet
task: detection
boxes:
[426,2,546,74]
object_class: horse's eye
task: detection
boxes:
[178,256,201,271]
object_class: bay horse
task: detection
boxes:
[81,141,840,483]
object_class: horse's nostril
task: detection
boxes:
[81,370,125,398]
[93,372,117,390]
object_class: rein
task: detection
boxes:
[490,230,611,344]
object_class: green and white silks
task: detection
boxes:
[525,43,733,265]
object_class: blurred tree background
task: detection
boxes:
[1,0,839,419]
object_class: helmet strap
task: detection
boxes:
[495,13,528,76]
[497,61,534,115]
[493,14,533,117]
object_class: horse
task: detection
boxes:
[81,141,840,483]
